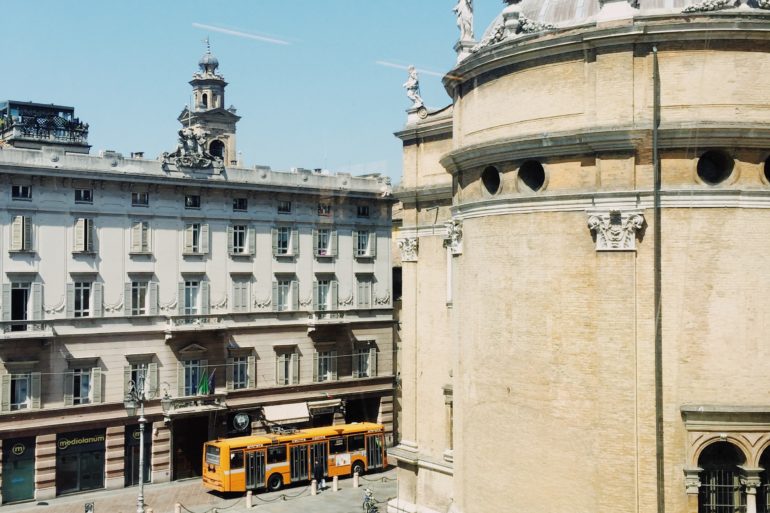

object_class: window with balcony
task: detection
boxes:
[184,281,199,315]
[124,360,158,397]
[184,223,209,255]
[182,359,207,396]
[67,281,102,318]
[130,221,151,254]
[132,281,147,315]
[125,281,157,316]
[233,197,248,212]
[179,279,209,316]
[75,188,93,204]
[314,350,337,383]
[185,195,201,209]
[353,230,377,258]
[272,227,298,257]
[275,350,299,386]
[226,355,254,390]
[9,215,33,252]
[229,225,255,256]
[73,218,95,253]
[3,282,42,331]
[273,278,297,312]
[131,192,149,207]
[74,282,90,318]
[11,185,31,201]
[313,278,338,311]
[313,228,337,257]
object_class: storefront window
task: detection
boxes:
[56,429,105,496]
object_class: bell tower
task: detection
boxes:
[178,39,241,166]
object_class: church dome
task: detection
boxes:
[198,51,219,74]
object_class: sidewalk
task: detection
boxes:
[1,468,396,513]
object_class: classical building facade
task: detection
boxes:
[0,50,395,504]
[390,2,770,513]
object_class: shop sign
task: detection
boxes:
[11,442,26,456]
[57,431,106,451]
[232,413,250,432]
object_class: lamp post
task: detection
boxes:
[124,378,149,513]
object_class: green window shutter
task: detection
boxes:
[248,227,256,256]
[331,230,338,257]
[369,348,378,377]
[200,224,210,254]
[312,282,319,311]
[124,365,132,397]
[291,280,299,311]
[247,355,256,388]
[66,283,75,318]
[177,362,184,396]
[148,282,158,315]
[272,282,278,312]
[226,357,234,391]
[291,228,299,256]
[227,226,234,255]
[369,232,377,257]
[30,372,41,409]
[0,374,10,412]
[178,282,185,315]
[2,283,11,321]
[276,354,285,385]
[148,363,158,397]
[312,229,318,256]
[74,218,85,252]
[200,281,210,315]
[63,370,74,406]
[331,280,338,310]
[271,228,278,256]
[291,352,299,385]
[30,283,42,321]
[183,224,193,253]
[331,350,338,381]
[92,283,103,317]
[124,282,133,315]
[23,216,32,251]
[91,367,102,403]
[313,352,319,383]
[10,216,22,251]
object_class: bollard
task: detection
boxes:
[311,478,318,496]
[353,471,360,489]
[246,490,253,509]
[332,475,339,492]
[175,504,182,513]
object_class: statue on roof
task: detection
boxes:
[403,66,425,109]
[453,0,474,42]
[162,124,222,169]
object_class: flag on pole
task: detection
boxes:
[197,368,209,395]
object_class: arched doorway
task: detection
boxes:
[699,442,747,513]
[209,140,225,159]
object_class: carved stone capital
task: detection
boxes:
[684,467,703,494]
[398,237,419,262]
[587,210,644,251]
[444,220,463,255]
[739,466,764,491]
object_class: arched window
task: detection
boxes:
[699,442,746,513]
[209,140,225,159]
[201,93,208,109]
[758,448,770,513]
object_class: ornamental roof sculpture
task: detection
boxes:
[162,124,223,170]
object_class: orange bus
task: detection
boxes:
[202,422,387,493]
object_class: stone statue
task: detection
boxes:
[403,66,424,109]
[453,0,474,42]
[162,124,221,169]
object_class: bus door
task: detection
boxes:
[245,449,266,489]
[290,445,309,482]
[309,442,328,476]
[366,434,384,470]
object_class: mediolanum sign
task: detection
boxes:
[57,430,106,452]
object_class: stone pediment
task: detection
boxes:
[177,107,240,124]
[179,343,207,355]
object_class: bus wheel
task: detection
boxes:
[352,461,365,478]
[267,473,283,492]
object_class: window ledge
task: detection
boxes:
[71,250,97,255]
[182,252,207,257]
[8,249,35,255]
[229,252,253,258]
[129,251,152,256]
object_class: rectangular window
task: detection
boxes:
[185,195,201,209]
[10,282,30,330]
[232,278,250,313]
[183,360,202,396]
[316,229,330,256]
[316,279,330,311]
[232,356,247,390]
[75,189,93,204]
[276,227,290,255]
[329,437,346,454]
[130,221,150,253]
[276,280,290,312]
[10,373,30,410]
[267,446,287,464]
[11,185,31,200]
[130,363,148,390]
[74,282,91,318]
[356,231,370,257]
[315,350,336,382]
[184,223,203,254]
[205,445,221,465]
[131,281,148,315]
[356,205,370,218]
[184,281,199,315]
[10,215,33,252]
[73,218,95,253]
[357,276,372,308]
[131,192,149,206]
[277,200,292,214]
[276,351,298,385]
[233,198,247,211]
[232,225,246,254]
[353,346,377,378]
[73,368,91,405]
[348,434,365,452]
[318,203,331,216]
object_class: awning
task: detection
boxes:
[263,403,310,425]
[307,399,341,415]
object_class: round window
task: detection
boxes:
[696,150,733,185]
[481,166,501,195]
[518,160,546,192]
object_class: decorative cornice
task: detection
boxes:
[395,184,453,206]
[586,210,644,251]
[397,237,419,262]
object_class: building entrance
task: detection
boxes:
[124,424,151,487]
[2,437,35,503]
[172,416,209,480]
[56,429,105,495]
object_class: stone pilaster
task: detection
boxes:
[151,421,171,484]
[35,434,56,501]
[741,466,764,513]
[105,425,125,490]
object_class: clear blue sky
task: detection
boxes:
[3,1,502,184]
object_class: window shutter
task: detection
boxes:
[183,224,193,253]
[66,283,75,318]
[143,222,150,252]
[148,282,158,315]
[232,281,241,312]
[1,283,10,321]
[312,282,319,311]
[226,357,234,391]
[92,282,103,317]
[291,352,299,385]
[248,227,256,256]
[131,221,142,252]
[272,282,278,312]
[30,372,41,409]
[369,348,378,377]
[23,216,32,251]
[276,354,286,385]
[352,230,359,256]
[148,363,158,398]
[331,350,338,380]
[313,352,319,383]
[227,226,234,255]
[369,232,377,257]
[271,228,278,256]
[91,367,102,403]
[247,355,256,388]
[124,365,132,397]
[178,282,185,315]
[291,280,299,311]
[74,218,85,252]
[86,219,95,252]
[331,230,338,257]
[312,229,318,256]
[331,280,339,310]
[200,224,209,254]
[63,370,74,406]
[0,374,10,412]
[10,216,22,251]
[177,362,184,396]
[291,228,299,256]
[200,281,210,315]
[31,283,42,321]
[124,282,133,315]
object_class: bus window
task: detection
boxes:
[267,445,287,464]
[231,450,244,469]
[329,437,346,454]
[206,445,221,465]
[348,434,365,452]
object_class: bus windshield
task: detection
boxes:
[205,445,220,465]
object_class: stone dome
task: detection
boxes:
[198,51,219,74]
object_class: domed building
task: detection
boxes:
[390,2,770,513]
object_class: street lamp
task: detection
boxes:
[124,378,150,513]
